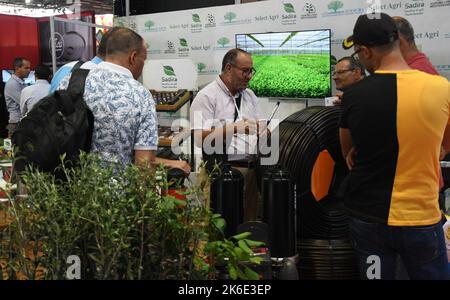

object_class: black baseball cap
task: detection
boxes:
[343,12,399,50]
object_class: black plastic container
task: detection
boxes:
[261,166,296,258]
[210,164,244,237]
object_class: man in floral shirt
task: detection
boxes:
[59,27,189,173]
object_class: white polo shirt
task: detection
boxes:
[190,76,262,161]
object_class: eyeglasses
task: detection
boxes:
[230,64,256,77]
[332,68,355,76]
[350,48,362,60]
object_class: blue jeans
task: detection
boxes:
[349,217,449,280]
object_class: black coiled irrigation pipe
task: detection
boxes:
[257,106,350,239]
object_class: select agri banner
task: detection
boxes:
[116,0,450,86]
[38,12,96,68]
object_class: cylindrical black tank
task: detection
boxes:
[210,164,244,237]
[261,166,296,258]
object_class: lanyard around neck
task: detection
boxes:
[233,93,242,121]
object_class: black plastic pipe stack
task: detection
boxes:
[257,106,350,239]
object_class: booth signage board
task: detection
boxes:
[143,59,198,91]
[117,0,450,84]
[38,12,95,67]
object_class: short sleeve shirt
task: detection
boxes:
[190,77,262,160]
[58,62,158,165]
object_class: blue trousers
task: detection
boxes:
[349,217,449,280]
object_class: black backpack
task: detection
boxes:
[12,67,94,177]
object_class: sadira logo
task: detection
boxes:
[283,2,296,13]
[191,13,202,33]
[162,65,178,89]
[322,0,364,17]
[178,38,189,57]
[282,2,297,25]
[405,0,425,16]
[301,3,318,19]
[163,65,176,77]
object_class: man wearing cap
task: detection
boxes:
[339,12,450,280]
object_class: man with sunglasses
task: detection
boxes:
[191,48,264,222]
[331,57,366,105]
[339,12,450,279]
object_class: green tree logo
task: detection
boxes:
[328,1,344,12]
[179,38,188,47]
[163,65,176,76]
[197,63,206,73]
[145,20,154,29]
[224,12,237,22]
[283,3,296,13]
[192,14,201,23]
[217,37,230,47]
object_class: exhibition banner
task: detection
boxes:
[39,12,95,68]
[116,0,450,87]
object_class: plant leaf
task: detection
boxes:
[229,265,237,280]
[238,240,253,255]
[231,232,251,240]
[244,239,265,248]
[244,266,260,280]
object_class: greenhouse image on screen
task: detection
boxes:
[236,30,331,99]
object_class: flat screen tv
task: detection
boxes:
[2,70,35,85]
[235,30,331,99]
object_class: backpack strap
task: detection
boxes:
[71,60,85,72]
[67,68,90,97]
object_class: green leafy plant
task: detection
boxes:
[283,3,296,13]
[0,154,262,280]
[328,0,344,12]
[249,54,331,98]
[224,12,236,22]
[205,215,264,280]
